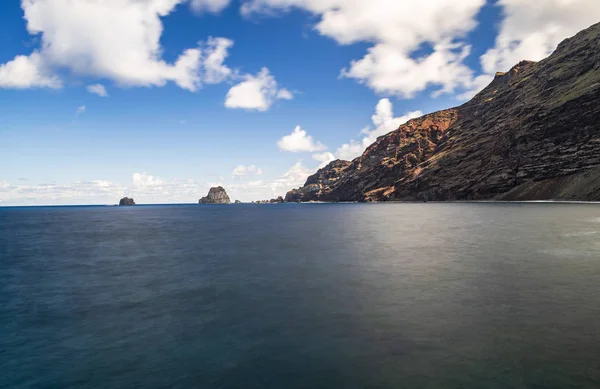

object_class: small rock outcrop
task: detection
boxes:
[119,197,135,206]
[234,200,242,204]
[199,187,231,204]
[253,196,285,204]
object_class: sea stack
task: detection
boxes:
[119,197,135,206]
[199,186,231,204]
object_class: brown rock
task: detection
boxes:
[286,22,600,202]
[199,187,231,204]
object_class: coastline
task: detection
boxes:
[3,200,600,208]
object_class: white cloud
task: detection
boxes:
[276,88,293,100]
[87,83,108,97]
[0,181,15,190]
[132,172,164,188]
[0,0,234,91]
[75,105,86,115]
[0,164,318,205]
[221,162,316,200]
[0,179,124,206]
[480,0,600,74]
[93,180,113,188]
[214,162,315,200]
[0,52,61,89]
[312,152,335,168]
[225,68,292,111]
[190,0,232,13]
[278,99,421,174]
[458,0,600,98]
[202,37,235,84]
[242,0,485,98]
[342,41,475,98]
[277,126,327,152]
[242,0,600,99]
[270,161,314,194]
[0,175,213,205]
[335,99,422,160]
[232,164,264,177]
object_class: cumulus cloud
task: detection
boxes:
[276,88,293,100]
[132,172,164,188]
[219,162,315,200]
[270,161,314,194]
[335,99,422,160]
[278,99,421,172]
[242,0,600,99]
[211,163,314,200]
[232,164,264,177]
[242,0,485,98]
[75,105,86,115]
[0,52,61,89]
[87,83,108,97]
[277,126,327,152]
[190,0,232,14]
[202,37,235,84]
[0,0,234,91]
[481,0,600,74]
[225,68,292,111]
[312,152,335,168]
[342,41,475,98]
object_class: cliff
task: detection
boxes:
[286,22,600,202]
[199,187,231,204]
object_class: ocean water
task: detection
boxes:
[1,203,600,389]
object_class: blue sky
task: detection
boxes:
[1,0,599,205]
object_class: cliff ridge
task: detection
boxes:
[286,22,600,202]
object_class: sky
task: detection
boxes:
[1,0,600,205]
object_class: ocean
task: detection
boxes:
[1,203,599,388]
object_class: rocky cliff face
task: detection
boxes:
[286,22,600,202]
[119,197,135,206]
[199,187,231,204]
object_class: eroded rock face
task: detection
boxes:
[199,187,231,204]
[119,197,135,206]
[286,22,600,202]
[285,160,352,202]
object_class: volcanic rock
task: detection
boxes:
[286,22,600,202]
[119,197,135,206]
[199,187,231,204]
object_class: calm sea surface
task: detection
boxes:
[1,203,599,389]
